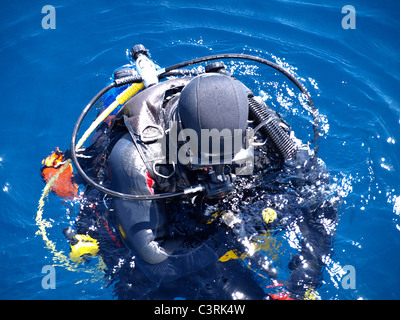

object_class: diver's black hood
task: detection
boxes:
[177,74,250,164]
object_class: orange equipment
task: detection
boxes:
[41,148,79,199]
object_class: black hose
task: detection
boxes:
[70,80,189,200]
[158,69,202,79]
[248,97,297,159]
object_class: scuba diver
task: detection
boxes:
[41,45,339,300]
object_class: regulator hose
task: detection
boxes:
[248,96,297,159]
[70,80,197,201]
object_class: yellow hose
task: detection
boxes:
[36,160,73,267]
[75,82,144,150]
[36,159,106,276]
[35,81,144,276]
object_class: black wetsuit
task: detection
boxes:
[73,77,338,300]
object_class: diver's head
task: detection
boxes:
[177,73,249,167]
[176,73,250,198]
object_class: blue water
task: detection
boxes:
[1,0,399,300]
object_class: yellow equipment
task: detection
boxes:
[69,234,100,262]
[262,207,277,224]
